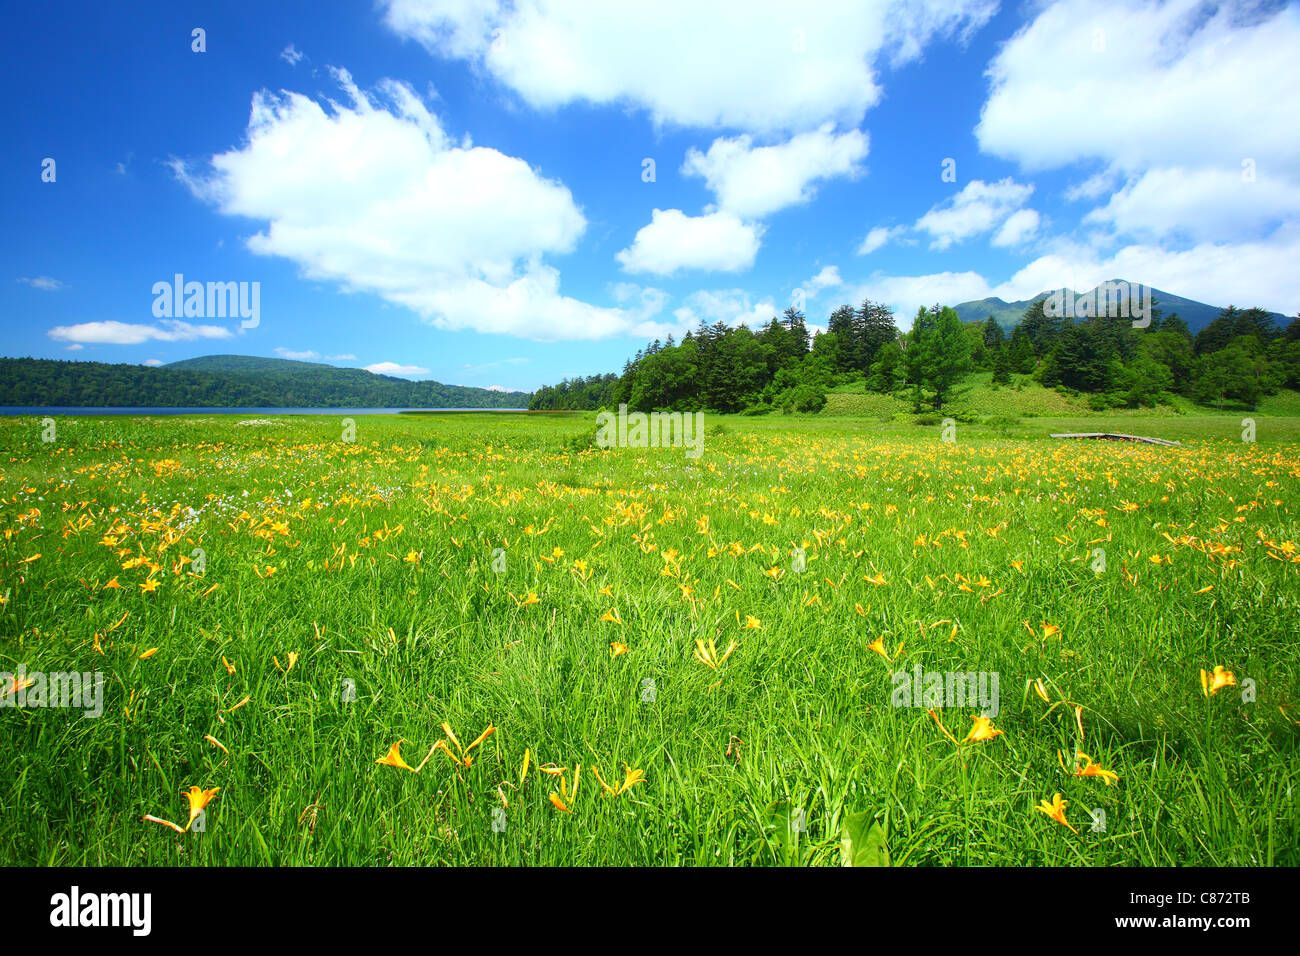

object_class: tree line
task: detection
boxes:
[0,357,530,408]
[530,296,1300,415]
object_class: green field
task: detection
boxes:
[1,411,1297,865]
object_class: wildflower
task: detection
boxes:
[1035,793,1078,834]
[694,638,738,670]
[184,786,220,829]
[1058,750,1118,785]
[434,722,496,768]
[376,741,417,772]
[867,637,901,664]
[1200,666,1236,697]
[964,715,1002,743]
[593,763,646,797]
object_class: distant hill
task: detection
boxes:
[166,354,341,374]
[952,281,1291,333]
[0,355,530,408]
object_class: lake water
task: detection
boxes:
[0,407,529,416]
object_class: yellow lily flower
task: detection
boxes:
[1200,666,1236,697]
[1035,793,1078,834]
[376,741,417,772]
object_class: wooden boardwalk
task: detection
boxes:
[1049,432,1181,447]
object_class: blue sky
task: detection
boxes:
[4,0,1298,393]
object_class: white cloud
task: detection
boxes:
[1083,167,1300,243]
[366,361,431,376]
[48,320,234,346]
[280,44,305,65]
[842,271,998,327]
[274,347,321,360]
[616,210,761,276]
[1064,169,1120,203]
[842,226,1300,326]
[992,208,1040,247]
[143,358,162,366]
[977,0,1300,176]
[381,0,997,134]
[671,288,780,331]
[971,1,1300,305]
[914,178,1035,250]
[681,125,868,219]
[856,225,905,255]
[801,265,842,298]
[18,276,63,290]
[173,69,646,341]
[273,348,354,361]
[65,344,83,351]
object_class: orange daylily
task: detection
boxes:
[964,715,1003,743]
[184,786,220,828]
[1059,750,1119,785]
[143,785,220,834]
[432,722,496,768]
[376,740,417,772]
[1035,793,1078,833]
[592,762,646,797]
[1200,666,1236,697]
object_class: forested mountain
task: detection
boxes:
[0,355,530,407]
[951,282,1289,334]
[530,294,1300,415]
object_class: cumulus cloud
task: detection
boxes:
[681,126,868,219]
[967,0,1300,302]
[365,361,430,376]
[671,288,780,331]
[381,0,997,134]
[48,320,234,346]
[992,208,1041,247]
[143,358,162,366]
[856,225,906,255]
[280,44,305,65]
[801,265,843,298]
[843,226,1300,326]
[171,68,648,341]
[1083,167,1300,243]
[274,348,320,360]
[914,179,1036,250]
[615,210,762,276]
[977,0,1300,176]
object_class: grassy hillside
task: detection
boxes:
[822,373,1300,442]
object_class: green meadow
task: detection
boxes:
[0,409,1296,865]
